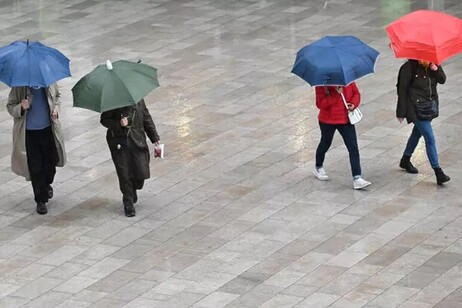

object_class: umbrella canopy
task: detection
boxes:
[72,60,159,113]
[0,40,71,87]
[291,35,379,86]
[386,10,462,64]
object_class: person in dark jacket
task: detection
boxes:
[313,82,371,190]
[396,59,450,185]
[100,99,160,216]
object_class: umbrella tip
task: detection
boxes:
[106,60,113,70]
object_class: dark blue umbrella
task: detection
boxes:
[291,35,379,86]
[0,40,70,87]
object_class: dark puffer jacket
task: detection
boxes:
[396,60,446,123]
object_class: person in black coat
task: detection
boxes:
[101,99,160,216]
[396,59,450,185]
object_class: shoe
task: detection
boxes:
[124,204,136,217]
[47,185,53,199]
[399,154,418,174]
[434,167,450,185]
[36,202,47,215]
[313,166,329,181]
[133,189,138,204]
[353,177,371,190]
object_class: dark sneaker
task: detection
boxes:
[124,204,136,217]
[48,185,53,199]
[36,202,47,215]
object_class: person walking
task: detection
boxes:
[100,99,160,217]
[396,59,450,185]
[6,83,66,214]
[313,82,371,190]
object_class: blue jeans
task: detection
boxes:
[316,122,361,177]
[404,119,439,168]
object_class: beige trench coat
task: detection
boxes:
[6,83,66,180]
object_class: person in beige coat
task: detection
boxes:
[7,83,66,214]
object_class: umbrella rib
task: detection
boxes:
[9,45,27,87]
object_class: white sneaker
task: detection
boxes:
[353,177,371,190]
[313,167,329,181]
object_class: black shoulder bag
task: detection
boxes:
[414,100,438,121]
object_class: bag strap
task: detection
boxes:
[340,92,350,111]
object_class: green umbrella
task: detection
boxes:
[72,60,159,113]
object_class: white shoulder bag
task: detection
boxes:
[341,93,363,125]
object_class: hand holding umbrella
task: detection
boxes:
[120,116,129,127]
[20,98,29,110]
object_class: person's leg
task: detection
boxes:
[314,122,336,180]
[400,125,421,173]
[413,120,438,168]
[404,125,422,157]
[109,141,133,206]
[42,126,59,199]
[315,122,336,168]
[337,124,361,178]
[26,129,48,214]
[338,124,371,189]
[132,179,144,204]
[400,124,423,174]
[127,145,148,205]
[413,120,450,184]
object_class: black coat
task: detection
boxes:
[397,60,446,123]
[100,100,159,181]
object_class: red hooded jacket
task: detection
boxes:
[315,82,361,124]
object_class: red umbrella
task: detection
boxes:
[386,10,462,64]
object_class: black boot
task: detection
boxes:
[399,154,418,174]
[434,167,450,185]
[124,202,136,217]
[36,202,47,215]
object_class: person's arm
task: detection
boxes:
[432,65,446,84]
[48,83,61,119]
[347,83,361,109]
[100,108,124,131]
[7,88,26,118]
[140,100,160,143]
[397,62,412,119]
[315,86,338,109]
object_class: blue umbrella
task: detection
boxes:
[0,40,70,87]
[291,35,379,86]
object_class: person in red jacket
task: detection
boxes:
[313,82,371,189]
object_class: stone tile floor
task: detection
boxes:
[0,0,462,307]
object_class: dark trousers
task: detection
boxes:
[315,121,361,177]
[108,141,146,206]
[25,126,58,203]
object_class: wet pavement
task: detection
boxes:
[0,0,462,307]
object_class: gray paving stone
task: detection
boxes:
[1,0,462,307]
